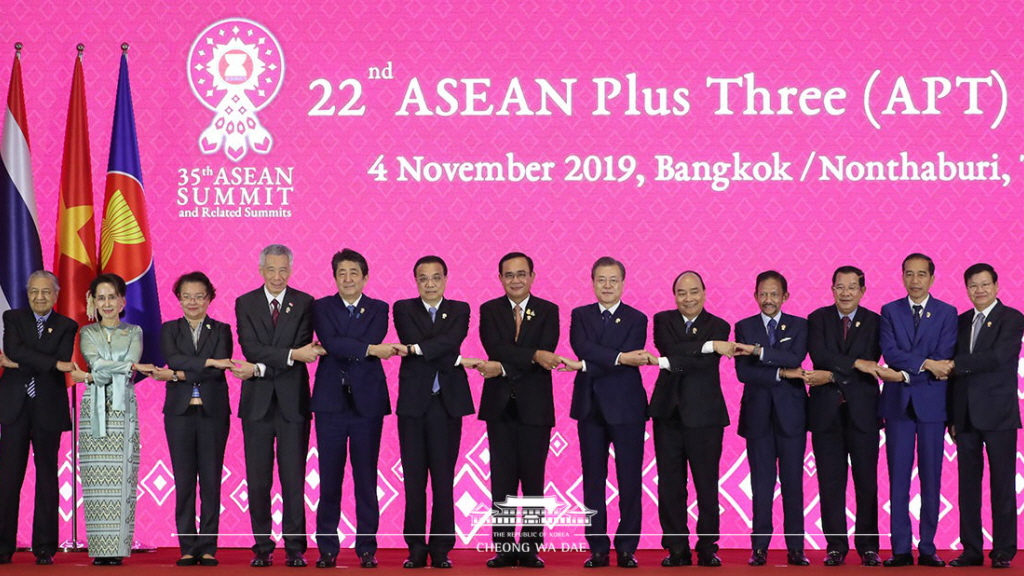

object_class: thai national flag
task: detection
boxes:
[99,50,163,366]
[1,47,43,345]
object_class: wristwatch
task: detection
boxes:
[170,372,179,382]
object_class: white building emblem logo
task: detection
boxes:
[187,18,284,162]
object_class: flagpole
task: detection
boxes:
[58,43,88,554]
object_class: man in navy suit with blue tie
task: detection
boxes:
[560,257,649,569]
[734,270,810,567]
[878,253,956,567]
[312,249,398,569]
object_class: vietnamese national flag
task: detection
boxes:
[54,50,97,374]
[99,50,162,367]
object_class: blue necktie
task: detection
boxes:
[685,320,693,334]
[602,310,612,325]
[767,318,778,347]
[27,316,43,398]
[428,307,440,394]
[347,304,355,318]
[912,305,922,329]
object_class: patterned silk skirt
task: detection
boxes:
[79,391,140,558]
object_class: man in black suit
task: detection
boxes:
[392,255,475,569]
[804,266,901,567]
[946,263,1023,569]
[233,244,320,568]
[311,248,396,569]
[475,252,559,569]
[0,270,78,565]
[733,270,810,566]
[560,257,648,569]
[648,271,741,568]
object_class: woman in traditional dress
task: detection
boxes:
[150,272,234,566]
[70,274,155,565]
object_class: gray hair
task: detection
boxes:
[259,244,294,267]
[27,270,60,292]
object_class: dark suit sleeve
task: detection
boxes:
[807,311,857,376]
[735,319,786,388]
[317,300,388,359]
[879,305,925,372]
[657,315,728,373]
[480,301,559,380]
[570,307,646,380]
[399,302,469,362]
[933,306,958,360]
[236,295,293,370]
[954,308,1023,374]
[3,312,75,373]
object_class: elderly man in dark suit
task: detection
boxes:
[649,270,741,568]
[0,270,78,565]
[560,256,649,569]
[233,244,320,568]
[804,266,902,567]
[474,252,559,569]
[311,248,397,569]
[734,270,809,567]
[946,263,1023,569]
[392,255,474,569]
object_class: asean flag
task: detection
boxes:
[99,49,163,367]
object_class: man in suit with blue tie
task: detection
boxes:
[312,249,398,569]
[393,255,475,569]
[560,257,649,569]
[946,263,1023,569]
[878,253,956,567]
[734,270,810,566]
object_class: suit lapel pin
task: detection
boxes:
[692,327,698,334]
[442,312,448,320]
[780,324,787,331]
[615,317,621,324]
[205,324,211,330]
[526,308,535,321]
[286,303,293,314]
[926,311,931,318]
[986,321,992,327]
[47,327,53,334]
[855,321,861,328]
[359,307,365,315]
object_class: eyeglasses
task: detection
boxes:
[417,274,445,285]
[502,272,530,281]
[180,294,208,303]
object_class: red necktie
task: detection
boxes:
[271,299,280,326]
[842,316,851,340]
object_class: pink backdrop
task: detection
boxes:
[4,0,1024,552]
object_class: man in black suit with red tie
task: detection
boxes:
[946,263,1023,569]
[649,271,740,568]
[233,245,320,568]
[393,255,475,569]
[733,270,809,567]
[0,271,78,566]
[475,252,560,569]
[560,257,648,569]
[804,266,902,567]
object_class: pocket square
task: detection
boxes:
[779,337,793,343]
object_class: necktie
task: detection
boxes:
[514,305,523,341]
[685,320,693,334]
[767,318,778,347]
[347,304,356,318]
[602,310,612,325]
[970,312,985,353]
[842,316,851,340]
[912,305,923,329]
[27,316,43,398]
[429,307,440,393]
[271,299,280,326]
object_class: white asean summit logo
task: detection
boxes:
[187,18,285,162]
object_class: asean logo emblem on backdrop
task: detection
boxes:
[187,18,284,162]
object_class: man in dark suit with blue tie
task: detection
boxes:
[946,263,1023,569]
[734,270,810,567]
[560,257,649,569]
[392,255,475,569]
[878,253,957,567]
[312,248,397,569]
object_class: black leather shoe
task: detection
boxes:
[199,555,219,566]
[486,553,517,568]
[35,553,54,565]
[918,553,945,567]
[286,554,307,568]
[176,555,199,566]
[697,552,722,567]
[948,554,983,567]
[251,552,273,567]
[861,551,881,566]
[991,554,1012,569]
[617,553,638,568]
[584,552,609,568]
[749,549,768,566]
[314,554,336,569]
[108,557,124,566]
[823,551,845,566]
[0,553,11,565]
[519,553,544,568]
[787,551,810,566]
[883,553,914,567]
[92,557,108,566]
[431,556,453,569]
[661,551,692,566]
[403,556,427,569]
[359,552,378,568]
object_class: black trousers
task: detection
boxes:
[0,397,62,557]
[811,403,879,556]
[485,399,551,554]
[398,394,462,561]
[653,419,723,555]
[242,397,310,556]
[746,419,806,552]
[955,423,1017,561]
[164,405,230,556]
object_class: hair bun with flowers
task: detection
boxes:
[85,292,97,321]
